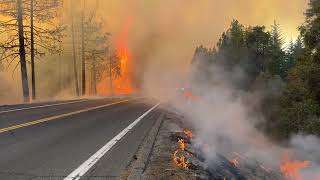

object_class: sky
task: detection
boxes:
[96,0,308,45]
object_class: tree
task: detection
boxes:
[107,51,121,94]
[300,0,320,54]
[82,13,110,95]
[285,37,304,76]
[216,20,247,70]
[245,26,270,78]
[70,0,80,96]
[17,0,30,102]
[0,0,30,102]
[268,21,286,77]
[81,0,86,95]
[29,0,63,100]
[298,0,320,104]
[0,0,64,101]
[276,0,320,137]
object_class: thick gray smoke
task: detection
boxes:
[155,60,320,179]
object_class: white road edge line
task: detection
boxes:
[63,102,161,180]
[0,100,89,114]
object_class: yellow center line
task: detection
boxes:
[0,99,89,114]
[0,98,140,134]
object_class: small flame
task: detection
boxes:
[280,152,310,180]
[183,91,200,101]
[231,158,239,167]
[178,139,186,151]
[183,129,193,139]
[173,150,190,169]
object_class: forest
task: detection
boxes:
[0,0,121,103]
[191,1,320,140]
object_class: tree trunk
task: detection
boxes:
[30,0,36,100]
[71,0,80,96]
[109,57,113,96]
[59,42,62,92]
[92,57,97,95]
[17,0,30,102]
[81,10,86,96]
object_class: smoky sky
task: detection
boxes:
[92,0,308,71]
[89,0,308,88]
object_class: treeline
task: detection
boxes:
[191,0,320,139]
[0,0,120,102]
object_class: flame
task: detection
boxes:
[112,17,135,95]
[183,91,200,101]
[173,150,190,169]
[280,152,310,180]
[231,158,239,167]
[178,139,186,151]
[183,129,193,139]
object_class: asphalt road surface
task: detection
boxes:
[0,97,161,180]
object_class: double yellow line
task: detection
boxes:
[0,98,138,134]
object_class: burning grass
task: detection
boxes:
[141,111,319,180]
[280,152,311,180]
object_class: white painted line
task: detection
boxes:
[0,100,89,114]
[64,103,160,180]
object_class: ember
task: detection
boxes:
[230,159,239,167]
[183,129,193,139]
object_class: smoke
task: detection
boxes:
[0,0,308,103]
[290,135,320,179]
[97,1,318,177]
[158,56,320,179]
[98,2,316,177]
[96,0,308,90]
[0,72,22,104]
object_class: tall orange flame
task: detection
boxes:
[113,17,135,95]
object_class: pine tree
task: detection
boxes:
[268,21,286,77]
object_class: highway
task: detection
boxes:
[0,97,161,180]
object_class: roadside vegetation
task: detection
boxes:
[191,0,320,140]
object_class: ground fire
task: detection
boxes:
[280,152,311,180]
[173,150,190,169]
[172,129,193,169]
